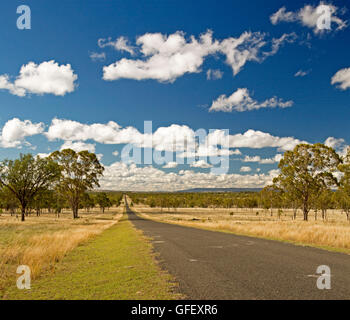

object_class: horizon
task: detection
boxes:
[0,0,349,191]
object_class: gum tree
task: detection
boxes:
[95,192,112,213]
[50,149,104,219]
[273,144,340,221]
[338,147,350,221]
[0,154,60,221]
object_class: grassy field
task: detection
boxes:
[0,208,124,298]
[1,209,181,300]
[133,205,350,254]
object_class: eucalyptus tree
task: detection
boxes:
[0,154,61,221]
[49,149,104,219]
[0,187,19,216]
[313,188,334,221]
[338,147,350,221]
[273,144,341,221]
[95,192,111,213]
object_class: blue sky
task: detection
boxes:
[0,0,349,190]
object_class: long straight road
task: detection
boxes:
[127,205,350,300]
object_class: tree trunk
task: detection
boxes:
[74,205,79,219]
[21,206,25,222]
[303,206,308,221]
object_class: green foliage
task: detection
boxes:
[273,143,341,221]
[0,154,61,221]
[50,149,104,219]
[95,192,112,213]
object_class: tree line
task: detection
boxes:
[0,149,122,221]
[1,143,350,222]
[129,143,350,222]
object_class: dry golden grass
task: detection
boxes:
[0,207,123,295]
[133,205,350,254]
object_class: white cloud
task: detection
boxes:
[0,118,44,148]
[229,129,306,151]
[45,118,305,153]
[270,3,347,34]
[264,33,297,57]
[209,88,293,112]
[243,154,283,164]
[0,61,78,97]
[103,31,218,82]
[36,153,50,158]
[163,161,178,169]
[90,52,106,61]
[270,7,296,25]
[295,69,310,77]
[112,150,119,157]
[60,141,96,153]
[240,166,252,172]
[324,137,348,157]
[0,75,26,96]
[243,155,261,163]
[190,160,213,168]
[100,162,279,191]
[206,69,223,80]
[98,36,135,55]
[331,68,350,90]
[102,30,292,82]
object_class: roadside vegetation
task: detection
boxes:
[2,215,180,300]
[0,209,123,298]
[129,143,350,253]
[0,148,126,298]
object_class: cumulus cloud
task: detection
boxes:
[206,69,223,80]
[331,68,350,90]
[0,61,78,97]
[209,88,293,112]
[243,154,283,164]
[163,161,178,169]
[44,118,306,154]
[229,129,306,151]
[100,162,280,191]
[270,3,347,34]
[36,153,50,158]
[190,160,213,168]
[0,118,44,148]
[60,141,96,153]
[240,166,252,172]
[325,137,348,157]
[102,30,292,83]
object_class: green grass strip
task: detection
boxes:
[3,216,180,300]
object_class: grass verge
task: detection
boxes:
[2,215,181,300]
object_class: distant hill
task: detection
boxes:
[177,188,262,193]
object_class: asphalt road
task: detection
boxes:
[127,204,350,299]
